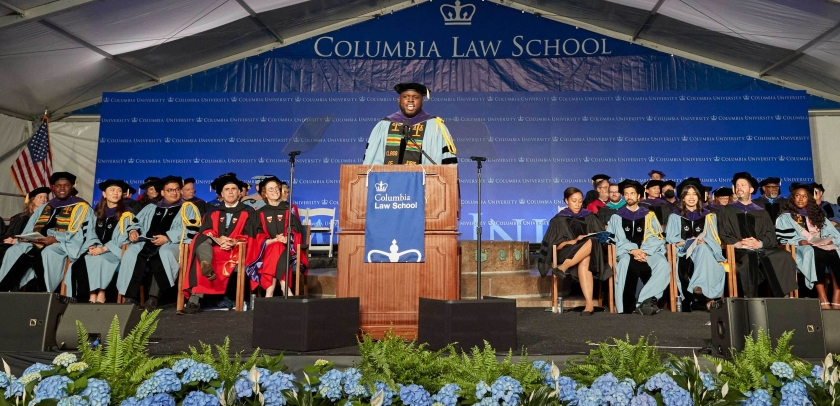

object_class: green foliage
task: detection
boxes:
[706,329,810,393]
[562,335,669,386]
[442,342,543,400]
[77,309,178,403]
[518,384,561,406]
[357,332,457,391]
[805,354,840,405]
[182,337,262,386]
[668,355,744,405]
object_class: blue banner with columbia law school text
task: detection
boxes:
[95,90,812,244]
[364,172,425,263]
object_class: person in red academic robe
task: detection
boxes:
[181,173,257,314]
[245,176,308,297]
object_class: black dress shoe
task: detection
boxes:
[181,301,200,315]
[580,310,595,316]
[144,296,158,312]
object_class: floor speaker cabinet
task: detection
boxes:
[55,304,141,350]
[252,297,360,352]
[821,310,840,355]
[418,297,517,351]
[0,293,67,351]
[711,298,825,359]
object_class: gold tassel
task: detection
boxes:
[178,201,203,244]
[426,87,430,100]
[118,212,134,235]
[68,203,88,234]
[435,118,457,155]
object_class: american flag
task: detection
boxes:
[11,114,52,194]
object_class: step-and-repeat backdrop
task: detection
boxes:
[96,90,812,243]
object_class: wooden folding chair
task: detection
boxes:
[59,258,71,296]
[176,243,190,312]
[234,241,247,312]
[550,243,615,313]
[723,244,798,298]
[783,244,799,298]
[665,244,680,312]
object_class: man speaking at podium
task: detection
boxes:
[363,82,457,165]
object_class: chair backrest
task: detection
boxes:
[304,207,336,227]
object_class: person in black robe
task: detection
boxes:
[661,180,679,212]
[583,174,611,207]
[707,187,732,213]
[538,187,611,315]
[753,177,786,221]
[122,184,143,213]
[136,176,161,208]
[716,172,797,297]
[0,187,51,262]
[810,183,840,227]
[181,177,207,217]
[648,169,665,181]
[640,179,672,228]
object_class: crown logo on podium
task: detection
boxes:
[375,181,388,192]
[441,1,475,25]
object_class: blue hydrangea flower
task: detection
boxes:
[662,387,693,406]
[629,393,657,406]
[139,393,176,406]
[137,368,182,399]
[490,376,523,406]
[182,390,220,406]
[532,361,553,385]
[576,386,604,406]
[556,376,578,403]
[79,378,111,406]
[780,380,811,406]
[431,384,460,406]
[0,372,9,389]
[811,365,824,379]
[317,369,344,401]
[399,384,432,406]
[593,373,624,405]
[33,375,73,400]
[372,382,395,406]
[475,381,490,399]
[342,368,368,398]
[172,359,198,374]
[770,362,795,381]
[120,397,140,406]
[699,372,715,391]
[52,353,77,368]
[644,373,678,392]
[233,376,253,398]
[742,389,772,406]
[477,397,496,406]
[5,379,24,399]
[23,363,53,376]
[264,372,296,394]
[264,389,287,406]
[57,395,91,406]
[181,363,218,384]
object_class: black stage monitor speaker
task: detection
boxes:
[711,298,825,359]
[821,310,840,356]
[0,293,67,351]
[55,303,141,350]
[418,297,517,351]
[252,297,360,352]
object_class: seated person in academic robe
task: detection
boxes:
[122,184,142,213]
[585,179,609,214]
[537,187,612,315]
[181,178,207,216]
[640,179,671,226]
[137,176,161,208]
[661,180,679,211]
[753,177,786,221]
[665,178,726,312]
[241,178,266,210]
[717,172,797,297]
[205,172,237,214]
[607,180,671,315]
[811,183,840,227]
[0,187,50,263]
[597,183,625,227]
[363,82,457,165]
[119,176,201,310]
[182,174,257,314]
[246,177,308,297]
[707,187,732,213]
[583,174,610,207]
[68,180,137,304]
[0,172,97,293]
[776,183,840,310]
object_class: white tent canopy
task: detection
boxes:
[3,0,840,120]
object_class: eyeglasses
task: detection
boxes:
[265,187,280,192]
[163,188,180,193]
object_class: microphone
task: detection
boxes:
[402,120,410,138]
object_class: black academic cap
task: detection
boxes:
[157,175,183,190]
[648,169,666,178]
[140,176,160,190]
[591,174,610,183]
[98,179,128,192]
[714,187,733,197]
[183,177,196,185]
[731,172,758,190]
[811,182,825,192]
[663,180,677,189]
[214,174,243,195]
[257,176,283,191]
[789,182,814,196]
[618,179,644,195]
[49,171,76,185]
[394,82,428,97]
[644,179,664,189]
[676,177,704,197]
[70,188,78,196]
[759,177,781,187]
[126,184,137,195]
[26,186,50,201]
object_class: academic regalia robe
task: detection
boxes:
[363,111,457,165]
[585,199,606,214]
[819,201,840,226]
[122,198,143,214]
[0,212,32,263]
[754,195,787,221]
[186,197,208,217]
[537,209,611,281]
[597,207,617,229]
[606,207,671,313]
[184,203,257,296]
[242,197,265,210]
[67,208,138,297]
[0,197,97,292]
[117,200,201,296]
[246,202,308,290]
[716,201,797,297]
[665,210,726,304]
[640,199,672,227]
[583,190,599,207]
[776,211,840,290]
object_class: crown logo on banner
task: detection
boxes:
[375,181,388,192]
[441,0,475,25]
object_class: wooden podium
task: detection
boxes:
[337,165,460,339]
